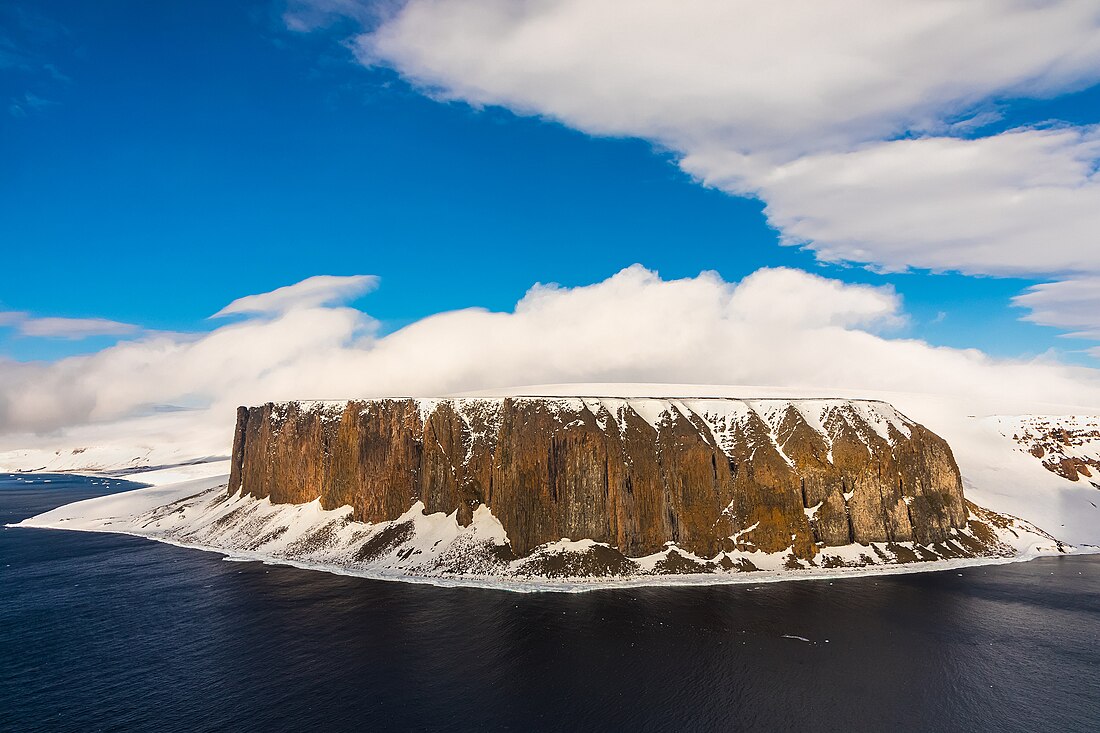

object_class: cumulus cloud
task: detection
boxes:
[724,268,905,330]
[293,0,1100,345]
[2,269,1099,457]
[0,312,140,339]
[212,274,379,317]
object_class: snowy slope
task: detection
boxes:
[14,471,1066,592]
[0,408,232,475]
[990,415,1100,483]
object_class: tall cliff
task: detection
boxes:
[228,397,968,562]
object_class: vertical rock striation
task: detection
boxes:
[228,397,968,560]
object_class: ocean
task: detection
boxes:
[2,473,1097,732]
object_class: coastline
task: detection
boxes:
[11,489,1092,594]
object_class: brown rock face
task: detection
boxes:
[228,397,968,559]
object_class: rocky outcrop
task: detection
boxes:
[228,397,968,562]
[997,415,1100,483]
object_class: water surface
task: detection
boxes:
[2,474,1097,732]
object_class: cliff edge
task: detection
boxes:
[225,397,988,570]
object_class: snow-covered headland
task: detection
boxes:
[9,385,1097,591]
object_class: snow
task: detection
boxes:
[731,522,760,547]
[8,382,1100,590]
[789,400,831,438]
[0,442,228,477]
[0,402,232,476]
[940,416,1100,547]
[849,400,913,442]
[626,399,670,431]
[471,504,510,544]
[416,397,442,426]
[11,468,1087,592]
[990,415,1100,467]
[112,460,231,486]
[20,475,228,530]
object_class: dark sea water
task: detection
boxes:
[2,474,1098,733]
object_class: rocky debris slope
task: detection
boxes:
[992,415,1100,485]
[41,478,1059,588]
[219,396,1000,577]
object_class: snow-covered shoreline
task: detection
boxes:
[11,468,1089,594]
[7,383,1100,592]
[13,506,1090,595]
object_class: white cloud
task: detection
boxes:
[684,126,1100,276]
[300,0,1100,344]
[0,312,140,339]
[724,267,905,330]
[0,304,375,434]
[2,269,1098,451]
[1014,277,1100,340]
[357,0,1100,157]
[212,274,379,317]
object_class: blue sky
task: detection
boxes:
[2,0,1100,365]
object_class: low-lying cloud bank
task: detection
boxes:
[289,0,1100,348]
[2,267,1099,463]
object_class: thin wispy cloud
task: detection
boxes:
[283,0,380,32]
[0,312,27,327]
[1,3,72,118]
[212,274,379,317]
[8,90,58,116]
[0,312,141,340]
[42,63,70,83]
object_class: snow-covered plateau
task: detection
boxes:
[8,384,1100,591]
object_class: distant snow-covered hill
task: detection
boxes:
[990,415,1100,484]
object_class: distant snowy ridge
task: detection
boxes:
[0,449,229,477]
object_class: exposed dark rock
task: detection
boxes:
[516,544,639,578]
[1004,416,1100,481]
[355,521,415,562]
[651,549,715,575]
[229,397,969,562]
